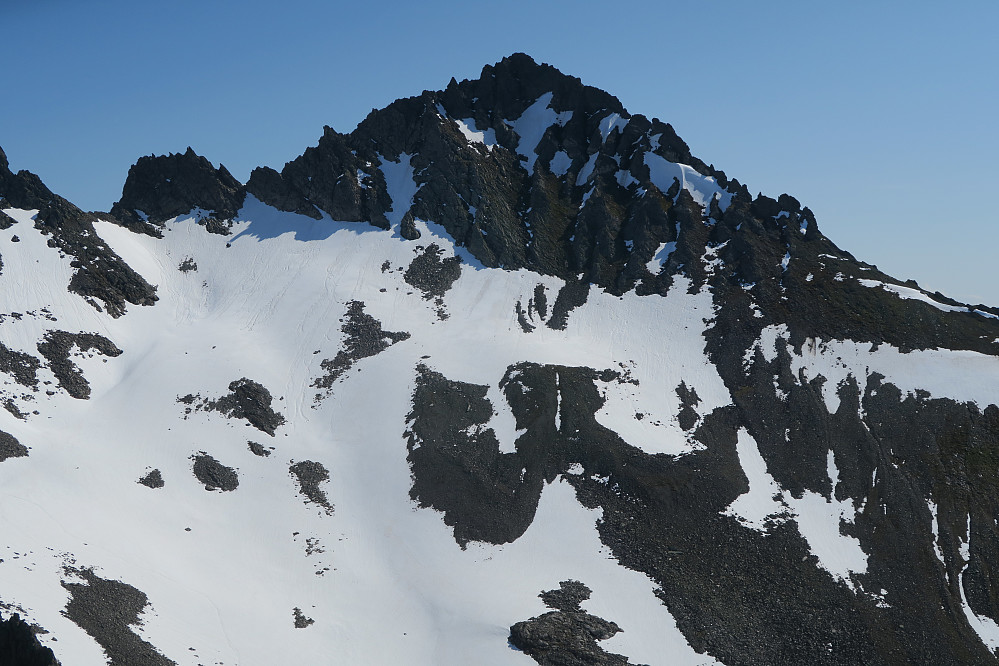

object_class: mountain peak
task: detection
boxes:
[3,55,999,666]
[110,147,244,232]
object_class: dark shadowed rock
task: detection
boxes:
[110,147,245,232]
[546,280,590,330]
[183,378,286,436]
[0,147,158,316]
[539,580,591,613]
[312,301,410,398]
[191,453,238,492]
[292,608,314,629]
[0,342,42,388]
[36,331,122,400]
[61,568,175,666]
[0,430,28,462]
[510,581,644,666]
[0,612,60,666]
[399,210,421,240]
[675,381,701,431]
[289,461,333,515]
[137,469,164,489]
[403,244,462,300]
[247,441,272,457]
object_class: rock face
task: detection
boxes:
[61,568,175,666]
[312,300,410,399]
[110,147,245,233]
[0,430,28,462]
[3,53,999,665]
[36,331,122,400]
[0,150,158,316]
[180,378,286,436]
[510,581,644,666]
[289,461,333,514]
[137,469,164,488]
[0,612,60,666]
[191,453,238,492]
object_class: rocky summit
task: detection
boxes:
[2,53,999,665]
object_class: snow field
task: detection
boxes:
[2,195,726,663]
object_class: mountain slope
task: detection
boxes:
[2,53,999,665]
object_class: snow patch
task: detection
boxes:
[509,92,572,175]
[859,279,969,314]
[725,431,867,589]
[576,153,598,186]
[454,118,498,151]
[646,241,676,274]
[379,153,419,233]
[644,152,731,211]
[750,325,999,412]
[549,150,572,177]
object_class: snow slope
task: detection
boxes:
[0,198,728,665]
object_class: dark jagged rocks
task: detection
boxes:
[246,126,392,228]
[0,147,158,317]
[312,301,410,398]
[292,608,314,629]
[180,378,285,436]
[403,244,462,299]
[0,430,28,462]
[546,280,589,330]
[510,581,645,666]
[405,362,626,547]
[675,381,701,431]
[240,53,729,294]
[0,612,60,666]
[0,341,42,389]
[110,147,245,233]
[403,243,462,320]
[237,53,999,357]
[138,469,164,488]
[247,441,272,457]
[36,331,122,400]
[289,461,333,515]
[61,568,176,666]
[4,54,999,666]
[406,361,906,664]
[191,453,238,492]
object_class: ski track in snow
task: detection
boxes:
[0,201,726,664]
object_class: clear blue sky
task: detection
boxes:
[2,1,997,305]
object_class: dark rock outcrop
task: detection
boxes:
[191,453,238,492]
[0,430,28,462]
[137,469,164,489]
[109,147,245,233]
[0,146,158,317]
[403,244,462,300]
[36,331,122,400]
[292,608,314,629]
[180,378,285,436]
[0,612,60,666]
[312,301,410,399]
[247,441,271,457]
[0,342,42,389]
[61,568,175,666]
[289,461,333,515]
[510,581,644,666]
